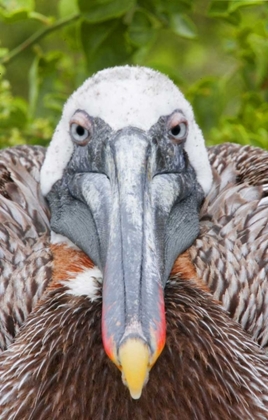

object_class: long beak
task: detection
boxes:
[47,127,202,399]
[101,129,166,399]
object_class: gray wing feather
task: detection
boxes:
[190,143,268,349]
[0,146,52,351]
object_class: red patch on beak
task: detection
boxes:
[102,305,118,366]
[150,283,166,366]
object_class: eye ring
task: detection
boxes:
[69,111,93,146]
[167,113,188,143]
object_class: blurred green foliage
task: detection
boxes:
[0,0,267,149]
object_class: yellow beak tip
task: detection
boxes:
[119,338,150,399]
[129,389,142,400]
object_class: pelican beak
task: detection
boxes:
[47,126,203,398]
[99,129,167,396]
[119,338,150,399]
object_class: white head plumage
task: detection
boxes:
[40,66,212,196]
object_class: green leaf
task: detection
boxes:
[208,0,230,15]
[248,34,268,87]
[140,0,192,18]
[37,54,67,119]
[38,51,64,77]
[27,51,64,120]
[58,0,79,18]
[0,47,8,58]
[78,0,135,23]
[0,9,28,22]
[81,19,118,56]
[0,0,34,12]
[0,91,28,130]
[165,0,192,14]
[128,10,156,47]
[228,0,264,13]
[208,0,241,25]
[170,14,197,39]
[187,77,225,134]
[0,0,34,22]
[81,20,132,73]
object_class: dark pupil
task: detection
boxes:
[171,124,181,136]
[76,125,85,136]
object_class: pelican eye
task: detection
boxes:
[169,122,188,142]
[167,113,188,143]
[71,123,89,142]
[70,112,93,146]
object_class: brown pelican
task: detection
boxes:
[0,66,268,419]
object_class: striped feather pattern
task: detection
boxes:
[190,143,268,348]
[0,146,52,351]
[1,278,268,419]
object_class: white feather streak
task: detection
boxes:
[61,266,102,300]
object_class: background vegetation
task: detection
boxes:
[0,0,267,150]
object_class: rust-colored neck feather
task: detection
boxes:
[50,243,95,284]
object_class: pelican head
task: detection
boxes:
[40,66,212,399]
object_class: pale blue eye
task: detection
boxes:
[70,123,90,144]
[169,122,188,140]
